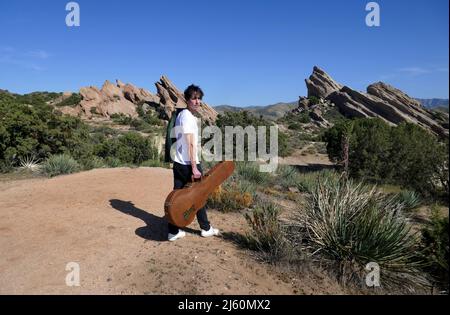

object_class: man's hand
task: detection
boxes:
[192,166,202,179]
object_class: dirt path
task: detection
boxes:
[0,167,346,295]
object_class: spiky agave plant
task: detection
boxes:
[394,190,422,211]
[41,154,81,177]
[18,155,42,172]
[295,178,428,290]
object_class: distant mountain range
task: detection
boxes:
[214,102,297,120]
[416,98,449,113]
[214,98,449,120]
[416,98,449,108]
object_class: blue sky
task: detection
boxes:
[0,0,448,107]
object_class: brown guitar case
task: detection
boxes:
[164,161,235,227]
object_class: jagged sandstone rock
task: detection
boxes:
[305,66,343,99]
[299,66,449,137]
[55,76,218,124]
[155,75,218,124]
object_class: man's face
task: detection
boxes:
[187,92,202,113]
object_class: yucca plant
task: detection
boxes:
[41,154,81,177]
[18,155,41,172]
[394,190,422,211]
[293,178,427,289]
[276,164,300,189]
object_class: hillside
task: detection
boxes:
[214,102,297,120]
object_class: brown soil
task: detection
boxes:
[0,167,346,295]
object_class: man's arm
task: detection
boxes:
[186,133,201,178]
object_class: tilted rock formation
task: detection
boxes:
[155,75,218,124]
[305,66,343,99]
[116,79,160,105]
[300,66,449,137]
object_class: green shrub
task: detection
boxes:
[394,190,422,211]
[140,159,169,168]
[215,111,290,159]
[55,93,82,107]
[105,157,122,168]
[309,96,320,105]
[95,132,159,165]
[295,169,341,193]
[324,118,449,197]
[420,206,449,290]
[41,154,81,177]
[82,156,105,170]
[288,122,302,130]
[243,202,287,262]
[236,161,271,185]
[0,99,93,172]
[275,165,300,189]
[294,178,426,288]
[111,113,133,125]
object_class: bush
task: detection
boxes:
[394,190,421,212]
[275,165,300,189]
[324,118,449,197]
[420,206,449,290]
[309,96,320,105]
[140,159,168,168]
[41,154,81,177]
[215,111,290,159]
[105,157,122,168]
[111,113,133,125]
[243,202,287,262]
[82,156,105,170]
[295,169,341,193]
[207,179,256,212]
[0,99,93,171]
[293,178,426,288]
[95,132,159,165]
[236,161,271,185]
[55,93,82,107]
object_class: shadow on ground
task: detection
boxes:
[109,199,200,242]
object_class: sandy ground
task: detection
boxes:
[0,167,345,295]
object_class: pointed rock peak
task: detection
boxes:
[116,79,125,88]
[306,66,343,99]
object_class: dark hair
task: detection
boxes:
[184,84,204,101]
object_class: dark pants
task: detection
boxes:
[168,162,211,235]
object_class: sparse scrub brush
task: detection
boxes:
[41,154,81,177]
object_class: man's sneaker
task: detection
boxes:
[201,227,220,237]
[168,230,186,241]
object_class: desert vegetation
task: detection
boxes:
[0,92,165,177]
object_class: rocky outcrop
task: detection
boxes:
[301,67,449,137]
[77,80,139,118]
[305,66,343,99]
[63,76,218,124]
[155,75,218,124]
[309,106,332,128]
[116,80,160,105]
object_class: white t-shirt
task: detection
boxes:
[173,109,200,165]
